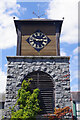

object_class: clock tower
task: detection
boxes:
[4,18,72,119]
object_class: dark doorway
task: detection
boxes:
[25,71,54,114]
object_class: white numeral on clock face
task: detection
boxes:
[33,44,36,48]
[42,42,46,45]
[44,39,47,42]
[41,45,43,48]
[37,32,40,36]
[34,33,37,37]
[43,36,46,39]
[30,42,34,45]
[36,45,40,48]
[29,39,33,42]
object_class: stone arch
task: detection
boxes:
[17,65,56,87]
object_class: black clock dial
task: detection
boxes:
[26,30,51,52]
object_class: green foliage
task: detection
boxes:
[10,79,41,120]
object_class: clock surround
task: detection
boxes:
[26,30,51,52]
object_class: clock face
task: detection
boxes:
[26,30,51,52]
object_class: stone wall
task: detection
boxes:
[4,56,71,118]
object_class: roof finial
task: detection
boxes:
[62,17,64,20]
[38,4,40,18]
[33,5,46,18]
[13,17,15,19]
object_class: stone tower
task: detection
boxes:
[4,18,72,119]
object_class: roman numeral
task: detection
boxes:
[36,32,40,36]
[34,33,37,37]
[44,39,47,42]
[41,45,44,48]
[42,42,46,45]
[30,42,34,45]
[33,44,36,48]
[43,36,46,39]
[29,39,33,42]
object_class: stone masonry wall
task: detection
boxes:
[4,56,71,118]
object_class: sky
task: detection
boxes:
[0,0,79,93]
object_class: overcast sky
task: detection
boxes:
[0,0,79,93]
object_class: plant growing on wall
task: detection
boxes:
[10,79,41,120]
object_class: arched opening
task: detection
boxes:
[24,71,55,114]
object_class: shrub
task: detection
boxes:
[10,79,41,120]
